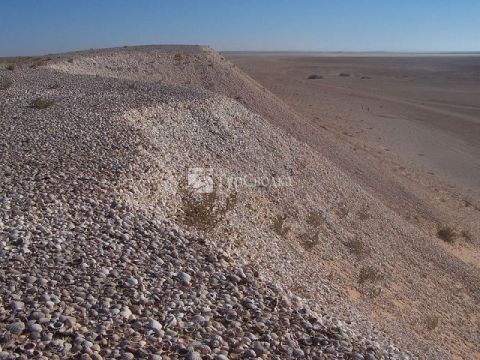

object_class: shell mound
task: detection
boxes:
[0,46,478,358]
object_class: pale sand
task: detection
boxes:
[226,54,480,202]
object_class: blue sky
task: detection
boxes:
[1,0,479,56]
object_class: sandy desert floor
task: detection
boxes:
[226,54,480,201]
[227,53,480,264]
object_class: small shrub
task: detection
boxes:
[346,238,369,256]
[272,215,290,237]
[461,230,473,241]
[437,226,456,243]
[339,73,350,77]
[180,185,237,233]
[6,63,16,71]
[174,53,183,64]
[307,74,323,80]
[425,315,439,331]
[30,60,46,69]
[306,211,324,228]
[30,97,54,109]
[357,207,371,221]
[336,206,349,219]
[67,58,74,64]
[48,83,60,89]
[0,76,12,90]
[358,266,383,284]
[301,230,320,250]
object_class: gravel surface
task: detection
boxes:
[0,62,412,359]
[2,46,474,359]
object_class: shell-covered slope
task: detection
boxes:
[47,46,480,359]
[0,66,408,359]
[0,46,478,359]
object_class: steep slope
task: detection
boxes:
[46,46,480,359]
[0,60,406,359]
[0,46,478,358]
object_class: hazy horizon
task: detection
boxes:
[1,0,479,57]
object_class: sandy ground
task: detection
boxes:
[226,54,480,202]
[227,53,480,263]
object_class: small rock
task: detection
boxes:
[148,318,163,332]
[176,272,191,285]
[29,323,42,333]
[11,301,25,311]
[293,348,305,358]
[186,351,202,360]
[7,321,25,335]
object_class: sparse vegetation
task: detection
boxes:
[437,226,456,243]
[425,315,439,331]
[299,211,324,249]
[306,211,324,227]
[48,83,60,89]
[346,238,369,256]
[336,205,349,219]
[301,230,320,250]
[461,230,473,241]
[67,58,74,63]
[30,97,54,109]
[6,63,16,71]
[339,73,350,77]
[357,207,371,221]
[272,214,290,237]
[0,76,12,90]
[180,185,237,233]
[30,60,47,69]
[307,74,323,79]
[174,53,183,64]
[358,266,383,284]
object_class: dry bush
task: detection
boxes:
[30,60,47,69]
[307,74,323,79]
[437,226,456,243]
[425,315,439,331]
[357,206,371,221]
[174,53,183,64]
[306,211,324,227]
[335,205,349,219]
[272,215,290,237]
[180,186,236,233]
[461,230,473,242]
[358,266,383,285]
[0,76,12,90]
[301,231,320,250]
[339,73,351,77]
[346,238,369,257]
[67,58,74,63]
[6,63,16,71]
[30,97,54,109]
